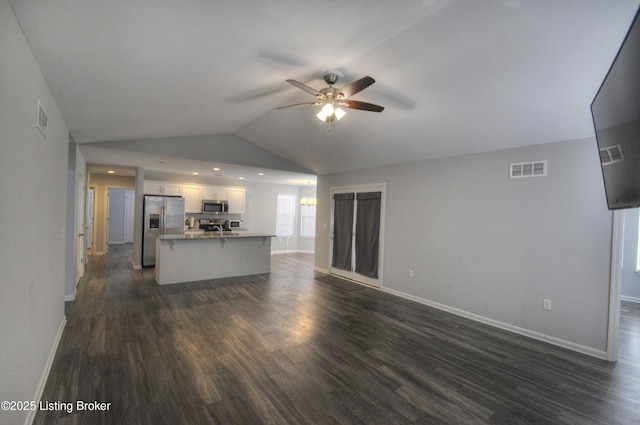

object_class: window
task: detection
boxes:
[276,194,296,236]
[300,204,316,237]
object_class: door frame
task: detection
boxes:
[607,209,624,361]
[87,186,96,255]
[75,171,86,286]
[329,183,386,288]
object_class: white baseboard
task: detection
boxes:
[271,250,315,255]
[25,317,67,425]
[381,287,607,360]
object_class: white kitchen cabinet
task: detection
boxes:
[144,180,182,196]
[227,187,246,214]
[202,185,228,201]
[182,185,203,213]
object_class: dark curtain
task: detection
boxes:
[355,191,381,278]
[331,193,354,271]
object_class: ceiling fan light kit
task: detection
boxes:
[278,72,384,127]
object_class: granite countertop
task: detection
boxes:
[159,232,275,241]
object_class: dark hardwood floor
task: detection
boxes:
[35,244,640,424]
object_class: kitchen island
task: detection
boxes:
[155,232,274,285]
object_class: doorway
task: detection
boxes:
[329,184,385,288]
[107,188,135,245]
[609,208,640,362]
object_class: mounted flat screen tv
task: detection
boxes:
[591,6,640,210]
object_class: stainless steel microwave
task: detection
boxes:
[202,199,228,214]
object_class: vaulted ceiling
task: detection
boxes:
[9,0,640,179]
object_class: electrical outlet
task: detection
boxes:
[409,269,414,278]
[543,299,552,311]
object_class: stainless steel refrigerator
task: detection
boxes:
[142,195,185,267]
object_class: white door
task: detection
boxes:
[329,184,385,288]
[124,189,135,243]
[76,172,86,284]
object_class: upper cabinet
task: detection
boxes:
[144,181,182,196]
[144,180,246,215]
[228,187,246,214]
[182,185,203,213]
[202,185,228,201]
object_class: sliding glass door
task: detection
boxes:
[330,184,385,287]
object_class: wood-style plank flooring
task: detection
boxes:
[34,244,640,424]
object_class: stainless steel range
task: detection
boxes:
[198,219,225,232]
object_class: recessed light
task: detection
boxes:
[107,170,115,174]
[239,177,245,180]
[258,172,264,176]
[213,167,220,171]
[192,172,199,175]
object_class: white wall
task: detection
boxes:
[315,137,613,356]
[244,181,300,253]
[622,208,640,301]
[0,1,70,423]
[108,188,127,243]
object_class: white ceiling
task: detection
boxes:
[9,0,640,179]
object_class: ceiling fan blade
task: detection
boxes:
[286,79,322,97]
[339,76,375,98]
[277,102,321,110]
[341,100,385,112]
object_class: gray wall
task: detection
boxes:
[315,137,613,354]
[92,133,313,174]
[0,1,70,423]
[65,144,87,299]
[622,208,640,300]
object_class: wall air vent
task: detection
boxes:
[509,160,547,179]
[37,99,47,138]
[599,145,624,166]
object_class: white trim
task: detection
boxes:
[64,294,75,302]
[314,266,330,274]
[25,317,67,425]
[607,210,624,362]
[381,286,607,360]
[621,295,640,304]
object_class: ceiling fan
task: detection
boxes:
[277,71,385,122]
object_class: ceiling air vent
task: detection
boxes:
[599,145,624,166]
[509,160,547,179]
